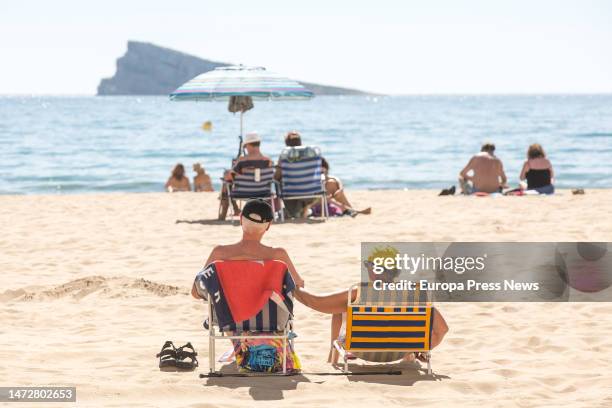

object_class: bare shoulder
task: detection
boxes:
[271,246,290,261]
[207,244,231,262]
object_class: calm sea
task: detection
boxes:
[1,95,611,194]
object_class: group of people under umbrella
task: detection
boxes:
[165,130,372,220]
[166,65,371,220]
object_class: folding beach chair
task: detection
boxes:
[333,283,434,374]
[223,165,280,222]
[278,146,328,221]
[194,260,297,374]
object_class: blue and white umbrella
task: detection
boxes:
[170,65,313,101]
[170,65,314,158]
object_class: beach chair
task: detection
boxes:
[194,260,297,375]
[333,283,434,374]
[223,165,280,222]
[278,146,328,221]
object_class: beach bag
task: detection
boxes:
[233,334,301,373]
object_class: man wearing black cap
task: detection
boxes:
[191,199,305,300]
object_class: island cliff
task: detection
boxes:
[98,41,368,96]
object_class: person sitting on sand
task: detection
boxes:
[315,157,371,216]
[519,143,555,195]
[165,163,191,192]
[459,143,508,194]
[192,199,305,299]
[192,163,214,192]
[219,132,273,220]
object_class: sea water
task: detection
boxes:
[1,94,611,194]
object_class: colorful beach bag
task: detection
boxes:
[233,334,301,373]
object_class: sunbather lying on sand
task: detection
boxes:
[191,199,305,299]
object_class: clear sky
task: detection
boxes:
[1,0,611,94]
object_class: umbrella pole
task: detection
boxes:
[236,111,244,160]
[240,110,244,138]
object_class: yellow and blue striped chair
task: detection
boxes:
[333,283,434,374]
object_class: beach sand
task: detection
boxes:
[1,190,612,407]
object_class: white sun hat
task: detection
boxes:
[243,131,261,145]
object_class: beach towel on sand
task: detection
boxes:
[196,260,292,328]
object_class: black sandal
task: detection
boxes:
[156,341,177,370]
[438,186,456,196]
[175,342,198,370]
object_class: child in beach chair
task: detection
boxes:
[332,283,435,374]
[194,259,300,374]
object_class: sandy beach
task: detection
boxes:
[1,189,612,407]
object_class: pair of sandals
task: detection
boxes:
[438,186,456,196]
[156,341,198,371]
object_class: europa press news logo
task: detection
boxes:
[555,242,612,293]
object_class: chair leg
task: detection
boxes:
[322,194,329,219]
[280,199,285,222]
[209,330,215,373]
[231,199,240,225]
[227,194,234,223]
[218,198,227,221]
[270,195,277,221]
[427,352,432,375]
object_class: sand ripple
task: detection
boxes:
[0,276,188,302]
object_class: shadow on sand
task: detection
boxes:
[336,360,450,386]
[201,364,313,401]
[200,361,449,400]
[176,219,235,226]
[176,218,326,226]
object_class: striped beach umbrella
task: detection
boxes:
[169,65,314,101]
[170,65,314,158]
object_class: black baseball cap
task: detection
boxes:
[242,199,273,223]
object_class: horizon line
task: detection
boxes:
[2,92,612,97]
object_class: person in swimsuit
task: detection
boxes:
[192,163,214,192]
[165,163,191,192]
[320,158,371,216]
[519,143,555,194]
[459,143,508,194]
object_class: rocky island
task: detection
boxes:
[98,41,368,96]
